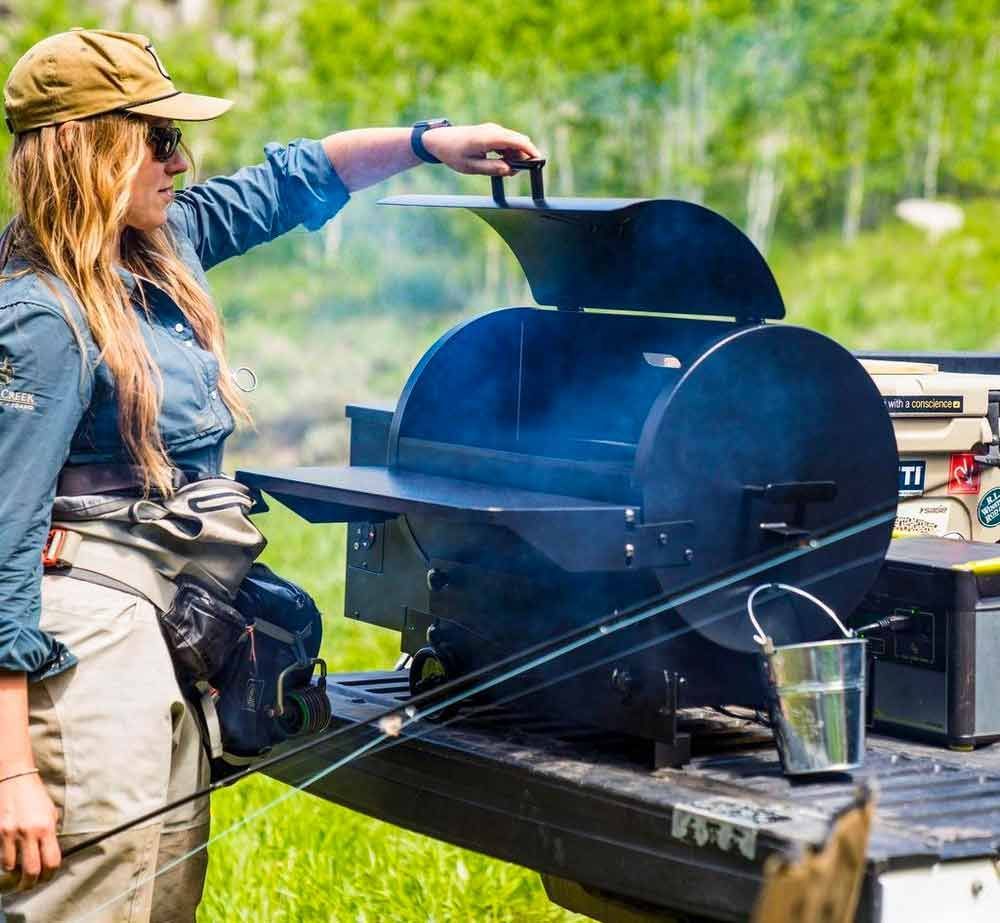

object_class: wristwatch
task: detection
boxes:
[411,118,451,164]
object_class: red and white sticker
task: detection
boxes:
[948,453,981,495]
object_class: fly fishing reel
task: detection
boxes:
[273,658,332,737]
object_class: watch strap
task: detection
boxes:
[411,119,450,164]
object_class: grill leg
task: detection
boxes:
[652,671,691,769]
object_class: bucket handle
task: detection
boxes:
[747,583,854,648]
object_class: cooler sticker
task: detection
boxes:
[948,453,981,495]
[895,502,950,536]
[898,460,926,497]
[883,395,963,415]
[0,349,37,412]
[978,488,1000,528]
[670,798,790,862]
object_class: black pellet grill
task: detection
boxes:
[240,163,899,759]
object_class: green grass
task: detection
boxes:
[198,503,584,923]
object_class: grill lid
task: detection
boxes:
[380,160,784,320]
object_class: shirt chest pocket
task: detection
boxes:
[76,325,227,457]
[71,287,235,463]
[151,324,229,447]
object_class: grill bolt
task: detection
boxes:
[624,543,636,566]
[658,532,668,546]
[684,548,695,562]
[624,508,636,525]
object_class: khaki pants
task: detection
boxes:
[1,575,210,923]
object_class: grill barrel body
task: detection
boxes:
[239,192,898,744]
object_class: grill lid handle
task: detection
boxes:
[491,158,547,206]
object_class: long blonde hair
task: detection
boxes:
[3,113,249,494]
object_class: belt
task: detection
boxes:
[57,464,195,497]
[43,526,177,612]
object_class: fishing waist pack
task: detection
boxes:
[160,562,331,779]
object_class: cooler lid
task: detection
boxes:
[379,161,784,320]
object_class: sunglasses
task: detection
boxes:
[147,124,182,162]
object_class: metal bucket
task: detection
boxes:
[748,583,866,776]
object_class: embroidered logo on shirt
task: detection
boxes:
[0,349,36,411]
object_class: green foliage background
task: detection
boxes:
[1,1,998,920]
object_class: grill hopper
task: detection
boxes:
[239,177,898,745]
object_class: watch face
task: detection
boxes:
[423,118,450,129]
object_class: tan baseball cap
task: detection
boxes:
[3,28,233,134]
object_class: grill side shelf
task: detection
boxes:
[236,465,680,571]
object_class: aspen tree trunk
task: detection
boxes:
[179,0,210,26]
[746,132,786,255]
[678,53,693,198]
[689,25,709,204]
[923,83,944,199]
[131,0,177,35]
[553,105,576,196]
[658,98,676,196]
[973,33,999,142]
[900,44,930,197]
[672,32,710,203]
[93,0,127,29]
[843,157,865,242]
[624,95,641,193]
[843,66,871,243]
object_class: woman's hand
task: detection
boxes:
[0,771,61,891]
[422,123,543,176]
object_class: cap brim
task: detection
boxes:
[124,91,233,122]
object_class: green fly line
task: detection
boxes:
[77,505,895,921]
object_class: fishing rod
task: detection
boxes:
[79,536,894,922]
[64,499,895,861]
[76,506,898,920]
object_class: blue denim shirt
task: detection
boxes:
[0,138,349,680]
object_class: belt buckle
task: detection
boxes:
[42,528,73,569]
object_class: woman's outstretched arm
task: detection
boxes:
[322,122,541,192]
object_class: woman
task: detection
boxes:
[0,27,539,923]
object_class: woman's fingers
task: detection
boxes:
[1,822,17,877]
[15,835,40,891]
[477,125,542,161]
[425,123,544,175]
[0,828,61,892]
[463,156,516,177]
[0,775,62,893]
[39,825,61,883]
